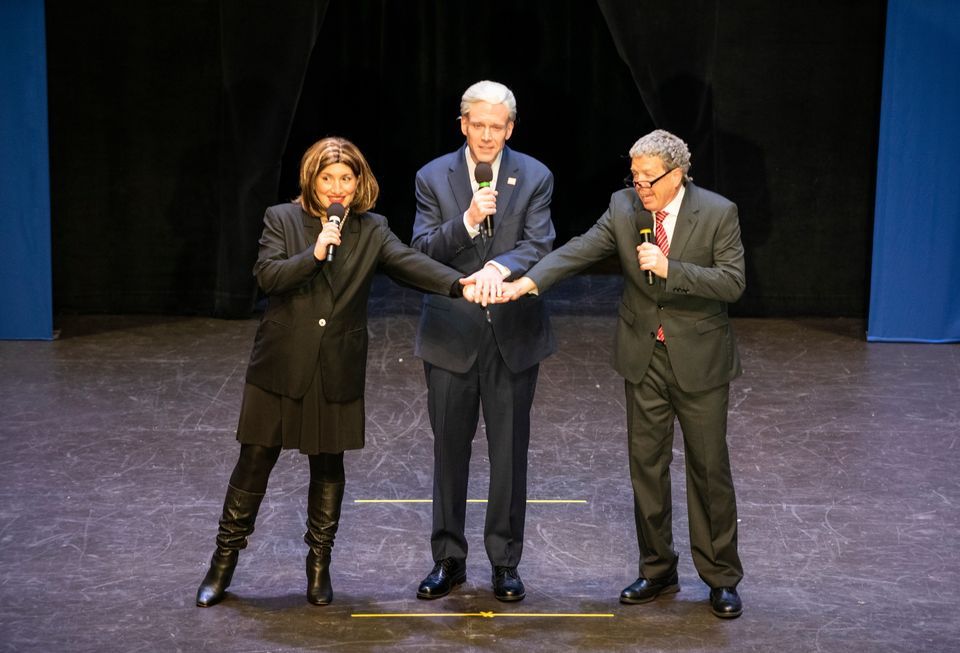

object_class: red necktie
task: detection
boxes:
[655,210,669,342]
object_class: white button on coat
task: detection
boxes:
[318,319,327,327]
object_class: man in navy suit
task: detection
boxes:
[410,80,556,602]
[503,129,745,618]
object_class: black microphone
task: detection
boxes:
[474,162,494,238]
[639,227,654,285]
[325,202,345,262]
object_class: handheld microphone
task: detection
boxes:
[325,203,345,262]
[639,228,654,285]
[474,162,494,238]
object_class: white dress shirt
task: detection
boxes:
[462,146,509,278]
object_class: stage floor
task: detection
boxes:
[1,276,958,652]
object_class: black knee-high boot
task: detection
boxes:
[196,484,266,607]
[304,480,345,605]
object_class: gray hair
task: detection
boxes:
[460,80,517,122]
[629,129,692,182]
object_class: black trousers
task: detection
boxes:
[624,343,743,588]
[425,324,539,568]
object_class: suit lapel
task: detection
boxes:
[484,147,518,258]
[670,183,701,257]
[450,145,508,260]
[321,210,362,296]
[448,149,473,216]
[336,209,361,265]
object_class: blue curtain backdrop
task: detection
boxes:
[0,0,53,340]
[868,0,960,343]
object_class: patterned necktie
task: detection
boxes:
[655,210,669,342]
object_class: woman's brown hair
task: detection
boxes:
[296,136,380,217]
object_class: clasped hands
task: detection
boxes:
[459,266,537,306]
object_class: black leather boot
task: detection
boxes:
[196,484,265,607]
[304,480,344,605]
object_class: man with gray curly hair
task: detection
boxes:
[629,129,693,183]
[499,128,746,618]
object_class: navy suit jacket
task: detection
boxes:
[526,183,745,392]
[412,145,556,374]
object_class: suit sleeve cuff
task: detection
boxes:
[463,212,481,238]
[485,260,510,279]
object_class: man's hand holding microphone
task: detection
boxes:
[466,162,497,237]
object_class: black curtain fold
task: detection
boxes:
[214,1,329,317]
[594,0,885,316]
[596,0,720,186]
[48,0,329,317]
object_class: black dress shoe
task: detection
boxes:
[619,572,680,604]
[492,566,525,602]
[709,586,742,618]
[416,558,466,599]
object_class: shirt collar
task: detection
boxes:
[660,183,686,219]
[464,146,505,189]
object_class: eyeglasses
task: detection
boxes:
[624,168,676,190]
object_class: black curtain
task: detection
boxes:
[215,1,329,317]
[47,1,328,317]
[598,0,720,174]
[47,0,885,318]
[277,0,647,254]
[597,0,886,315]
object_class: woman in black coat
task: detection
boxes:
[196,136,471,607]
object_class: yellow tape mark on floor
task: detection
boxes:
[353,499,588,504]
[353,499,433,503]
[351,612,614,619]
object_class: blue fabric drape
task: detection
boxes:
[868,0,960,343]
[0,0,52,340]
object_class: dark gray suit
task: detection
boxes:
[412,145,556,567]
[526,183,745,588]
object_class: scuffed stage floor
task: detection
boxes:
[1,276,957,652]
